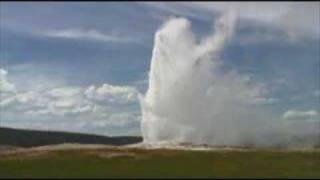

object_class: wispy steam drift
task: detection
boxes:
[140,12,319,147]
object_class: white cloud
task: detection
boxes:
[21,92,90,117]
[250,97,280,105]
[194,2,320,38]
[43,29,138,43]
[47,87,82,98]
[0,96,15,107]
[283,110,319,120]
[0,69,45,109]
[0,91,47,109]
[187,2,296,21]
[4,86,137,119]
[85,84,138,104]
[26,102,94,117]
[0,68,140,130]
[138,2,210,21]
[0,68,16,93]
[144,2,320,40]
[53,98,80,108]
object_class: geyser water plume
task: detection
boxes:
[139,12,318,147]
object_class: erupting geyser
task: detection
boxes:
[139,12,319,147]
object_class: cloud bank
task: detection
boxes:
[0,69,16,93]
[0,68,140,135]
[283,110,319,121]
[43,29,138,43]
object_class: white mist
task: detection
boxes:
[139,11,319,147]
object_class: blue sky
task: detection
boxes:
[0,2,319,136]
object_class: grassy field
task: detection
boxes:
[0,146,319,178]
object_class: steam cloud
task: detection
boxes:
[139,12,319,147]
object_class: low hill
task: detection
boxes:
[0,127,142,147]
